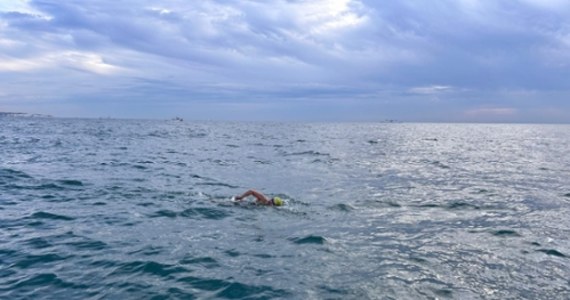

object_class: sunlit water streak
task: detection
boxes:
[1,118,569,299]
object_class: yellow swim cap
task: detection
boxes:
[272,197,283,206]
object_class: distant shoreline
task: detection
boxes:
[2,112,569,124]
[0,112,53,118]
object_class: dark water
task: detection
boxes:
[1,118,569,299]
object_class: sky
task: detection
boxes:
[1,0,569,122]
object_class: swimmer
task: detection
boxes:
[235,189,283,206]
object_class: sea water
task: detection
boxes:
[1,117,569,299]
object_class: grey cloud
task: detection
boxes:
[1,0,569,121]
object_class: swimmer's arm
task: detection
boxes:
[235,189,270,204]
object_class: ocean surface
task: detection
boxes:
[1,117,569,299]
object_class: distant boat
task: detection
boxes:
[173,117,184,122]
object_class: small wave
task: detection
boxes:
[472,188,493,195]
[111,261,188,278]
[36,183,66,191]
[129,246,164,256]
[13,253,68,269]
[189,132,208,138]
[57,179,84,186]
[137,160,155,164]
[289,235,327,245]
[417,201,486,210]
[225,249,240,257]
[10,273,86,290]
[311,158,339,164]
[148,130,171,138]
[491,229,521,237]
[29,211,75,221]
[177,276,229,292]
[253,253,273,259]
[446,202,480,210]
[329,203,355,212]
[216,281,290,299]
[382,200,402,208]
[318,285,351,297]
[149,210,178,218]
[23,237,52,249]
[431,161,450,169]
[434,288,453,297]
[369,199,403,208]
[198,158,236,166]
[285,150,331,157]
[418,203,439,208]
[180,256,220,269]
[180,208,231,220]
[68,240,108,251]
[5,183,66,191]
[196,182,238,188]
[177,276,290,298]
[87,259,120,269]
[190,174,238,188]
[149,208,231,220]
[0,168,33,180]
[536,249,566,258]
[0,268,16,280]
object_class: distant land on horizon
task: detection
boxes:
[2,111,570,125]
[0,111,53,118]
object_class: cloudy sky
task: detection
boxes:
[1,0,569,122]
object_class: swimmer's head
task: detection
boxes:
[272,197,283,206]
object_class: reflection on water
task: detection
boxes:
[1,118,569,299]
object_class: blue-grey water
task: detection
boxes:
[1,117,569,299]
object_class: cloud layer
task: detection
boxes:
[1,0,569,122]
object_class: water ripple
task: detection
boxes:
[289,235,328,245]
[148,207,232,220]
[110,261,188,278]
[1,119,569,299]
[28,212,75,221]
